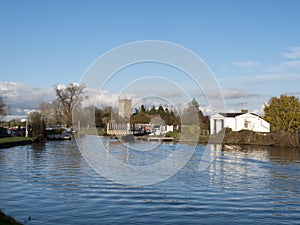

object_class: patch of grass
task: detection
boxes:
[0,136,32,144]
[97,129,107,136]
[165,130,181,140]
[78,129,107,136]
[198,135,209,143]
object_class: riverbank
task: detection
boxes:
[103,130,300,148]
[212,130,300,148]
[0,210,23,225]
[2,130,298,149]
[0,137,33,149]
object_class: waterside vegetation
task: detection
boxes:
[0,84,299,148]
[0,137,33,149]
[211,129,300,148]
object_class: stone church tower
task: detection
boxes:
[118,98,132,119]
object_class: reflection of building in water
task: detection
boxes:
[119,98,132,119]
[208,145,270,188]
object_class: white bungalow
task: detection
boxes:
[210,112,270,134]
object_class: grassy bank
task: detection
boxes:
[78,129,107,136]
[0,137,33,149]
[0,137,32,143]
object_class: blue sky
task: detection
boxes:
[0,0,300,116]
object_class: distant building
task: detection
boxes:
[107,122,132,136]
[118,98,132,119]
[149,125,174,136]
[210,111,270,134]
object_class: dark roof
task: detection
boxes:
[249,112,263,118]
[219,113,243,117]
[219,112,263,119]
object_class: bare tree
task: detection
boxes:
[39,101,61,125]
[54,83,86,127]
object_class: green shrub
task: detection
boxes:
[165,130,180,140]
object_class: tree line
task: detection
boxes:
[0,84,299,137]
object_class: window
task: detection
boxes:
[244,119,249,128]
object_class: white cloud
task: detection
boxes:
[265,60,300,73]
[220,47,300,114]
[0,82,119,117]
[0,82,55,115]
[0,81,126,114]
[252,104,266,116]
[0,80,193,118]
[85,88,121,108]
[250,73,300,82]
[283,91,300,96]
[233,60,259,68]
[221,89,259,99]
[233,47,300,79]
[281,60,300,68]
[282,46,300,59]
[222,89,244,99]
[223,72,300,85]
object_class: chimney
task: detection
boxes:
[241,109,248,113]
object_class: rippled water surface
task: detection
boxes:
[0,137,300,224]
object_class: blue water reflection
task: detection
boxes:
[0,137,299,224]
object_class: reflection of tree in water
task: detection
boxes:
[27,140,86,190]
[239,145,300,165]
[51,140,84,171]
[267,149,300,194]
[31,143,47,169]
[268,147,300,165]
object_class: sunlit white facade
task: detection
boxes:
[210,112,270,134]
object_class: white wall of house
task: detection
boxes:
[166,125,173,132]
[210,114,225,135]
[235,113,270,132]
[224,117,236,131]
[149,125,175,135]
[210,113,270,134]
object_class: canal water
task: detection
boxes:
[0,137,299,224]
